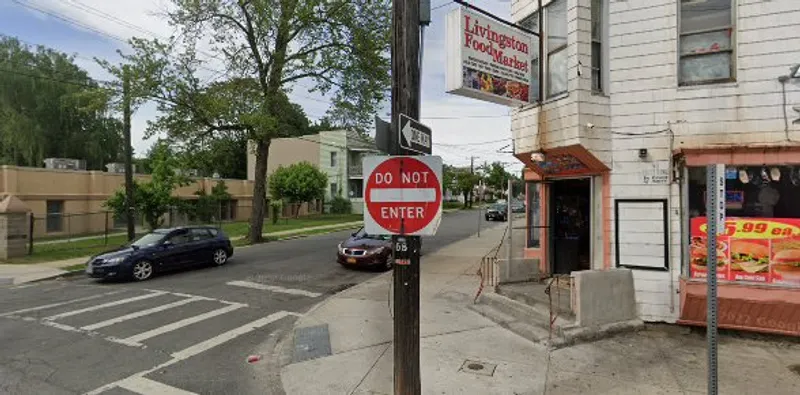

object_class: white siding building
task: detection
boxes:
[509,0,800,335]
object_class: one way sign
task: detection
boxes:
[399,114,432,155]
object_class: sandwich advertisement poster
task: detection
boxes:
[690,217,800,286]
[445,7,534,106]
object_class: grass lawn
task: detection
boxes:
[9,214,363,265]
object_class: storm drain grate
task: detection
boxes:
[790,364,800,377]
[459,359,497,377]
[293,324,332,363]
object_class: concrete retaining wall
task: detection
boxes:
[573,269,637,327]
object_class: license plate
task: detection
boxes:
[347,258,357,264]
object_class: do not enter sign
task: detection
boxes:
[363,156,443,236]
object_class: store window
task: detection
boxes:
[526,182,541,248]
[687,166,800,287]
[679,0,735,85]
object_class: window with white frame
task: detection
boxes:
[519,0,568,101]
[519,12,540,102]
[591,0,603,93]
[546,0,567,97]
[679,0,735,85]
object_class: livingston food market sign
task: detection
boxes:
[445,6,535,106]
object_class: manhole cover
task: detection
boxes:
[790,364,800,376]
[460,359,496,377]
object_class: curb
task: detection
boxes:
[274,271,393,371]
[237,225,363,249]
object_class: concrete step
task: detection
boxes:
[473,291,581,348]
[497,283,575,321]
[468,303,552,346]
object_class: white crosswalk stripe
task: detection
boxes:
[42,291,167,321]
[85,311,300,395]
[81,297,203,331]
[226,280,322,297]
[114,302,247,347]
[0,290,125,317]
[2,286,306,395]
[116,376,199,395]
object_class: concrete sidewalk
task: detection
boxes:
[278,226,800,394]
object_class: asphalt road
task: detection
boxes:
[0,209,493,395]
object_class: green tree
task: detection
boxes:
[102,1,391,243]
[442,164,457,197]
[193,181,233,222]
[455,169,481,209]
[105,141,191,230]
[0,36,123,169]
[269,162,327,218]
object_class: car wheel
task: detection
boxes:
[131,260,154,281]
[383,253,393,271]
[212,249,229,266]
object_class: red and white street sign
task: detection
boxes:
[363,156,443,236]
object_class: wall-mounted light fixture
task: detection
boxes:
[638,148,648,159]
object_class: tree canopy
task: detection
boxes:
[268,162,327,217]
[0,36,123,169]
[103,0,392,242]
[105,141,190,230]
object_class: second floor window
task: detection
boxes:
[546,0,567,98]
[330,151,338,167]
[679,0,735,85]
[519,0,568,101]
[591,0,603,93]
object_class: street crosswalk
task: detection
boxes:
[0,284,313,395]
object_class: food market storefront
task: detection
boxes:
[678,147,800,336]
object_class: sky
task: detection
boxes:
[0,0,522,174]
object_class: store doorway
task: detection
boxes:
[550,178,592,274]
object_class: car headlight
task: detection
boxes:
[104,256,127,265]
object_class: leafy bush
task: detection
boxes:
[269,199,284,224]
[330,196,352,214]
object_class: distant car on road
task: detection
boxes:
[485,203,508,222]
[511,200,525,213]
[86,226,234,281]
[337,227,392,271]
[337,227,424,271]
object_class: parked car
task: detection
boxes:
[485,203,508,221]
[86,226,233,281]
[511,200,525,213]
[337,227,424,271]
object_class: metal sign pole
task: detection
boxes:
[705,164,724,395]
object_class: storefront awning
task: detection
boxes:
[516,144,609,178]
[676,146,800,167]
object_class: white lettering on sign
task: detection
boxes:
[401,171,430,184]
[714,164,726,236]
[410,128,430,148]
[374,172,393,184]
[381,206,426,219]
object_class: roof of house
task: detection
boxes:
[346,130,381,152]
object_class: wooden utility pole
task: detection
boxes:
[122,66,135,242]
[391,0,421,393]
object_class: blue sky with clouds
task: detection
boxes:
[2,0,521,172]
